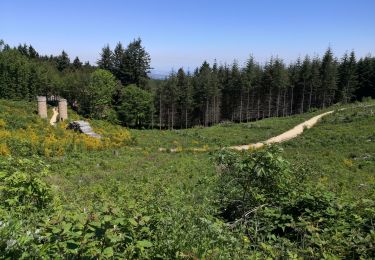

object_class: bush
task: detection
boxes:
[0,157,154,258]
[117,85,153,127]
[213,146,375,258]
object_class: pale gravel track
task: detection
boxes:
[50,107,59,126]
[230,110,334,150]
[159,104,374,152]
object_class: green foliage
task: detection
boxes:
[0,156,53,212]
[214,146,290,220]
[1,97,375,258]
[213,145,375,258]
[83,69,117,119]
[0,99,134,157]
[117,85,153,127]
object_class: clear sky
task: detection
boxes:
[1,0,375,73]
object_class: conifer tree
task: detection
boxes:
[121,38,151,88]
[98,45,114,72]
[338,51,357,103]
[56,50,70,72]
[73,56,83,70]
[320,47,338,107]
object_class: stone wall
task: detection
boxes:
[58,98,68,121]
[37,96,47,119]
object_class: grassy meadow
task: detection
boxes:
[1,99,374,258]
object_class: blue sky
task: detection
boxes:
[1,0,375,73]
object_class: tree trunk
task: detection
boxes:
[308,83,313,111]
[276,89,280,117]
[268,87,272,118]
[300,80,306,114]
[239,92,243,123]
[159,93,162,130]
[290,87,294,115]
[205,100,209,127]
[283,89,287,117]
[171,103,174,130]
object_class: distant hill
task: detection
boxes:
[148,72,168,80]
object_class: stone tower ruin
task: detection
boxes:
[58,98,68,121]
[37,96,47,119]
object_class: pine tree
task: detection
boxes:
[176,68,192,128]
[320,47,338,107]
[113,42,124,80]
[56,50,70,72]
[28,45,39,59]
[121,38,151,88]
[242,55,257,121]
[356,56,375,99]
[338,51,357,103]
[299,56,312,113]
[73,56,83,70]
[309,57,321,110]
[98,45,114,71]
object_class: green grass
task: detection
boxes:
[129,109,329,150]
[1,99,374,258]
[281,103,375,200]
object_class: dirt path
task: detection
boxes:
[157,104,374,152]
[230,110,334,150]
[50,107,59,126]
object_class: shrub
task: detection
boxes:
[213,146,375,258]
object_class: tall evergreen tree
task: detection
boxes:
[356,56,375,99]
[299,56,312,113]
[113,42,125,80]
[308,57,321,110]
[338,51,357,103]
[98,45,114,71]
[73,56,83,70]
[320,47,338,107]
[56,50,70,72]
[121,38,151,88]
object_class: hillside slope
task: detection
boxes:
[0,99,374,258]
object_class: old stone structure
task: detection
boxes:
[68,121,102,138]
[37,96,47,119]
[37,96,68,121]
[58,98,68,121]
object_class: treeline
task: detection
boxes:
[1,39,375,128]
[157,49,375,129]
[0,39,153,125]
[0,40,94,102]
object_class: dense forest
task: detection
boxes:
[0,39,374,128]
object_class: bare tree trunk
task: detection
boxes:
[283,89,287,117]
[246,90,250,122]
[171,103,174,130]
[276,89,280,117]
[308,83,313,111]
[268,87,272,118]
[185,106,188,129]
[290,87,294,115]
[257,98,260,119]
[167,108,170,129]
[300,80,306,114]
[205,100,209,127]
[214,95,217,124]
[239,93,243,122]
[159,93,162,130]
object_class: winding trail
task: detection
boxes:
[157,104,375,152]
[50,107,59,126]
[231,110,334,150]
